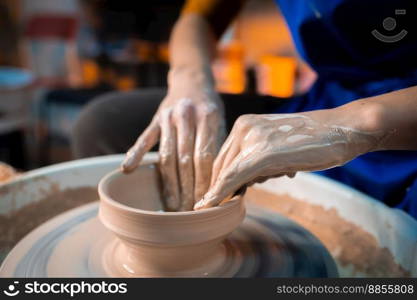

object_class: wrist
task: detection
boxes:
[334,99,385,133]
[167,67,223,107]
[333,99,388,153]
[167,66,220,105]
[168,65,215,87]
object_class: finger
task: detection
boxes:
[193,120,217,203]
[212,141,240,186]
[194,154,260,210]
[159,110,181,211]
[193,110,226,203]
[175,105,196,211]
[121,118,160,173]
[247,176,271,186]
[210,130,236,186]
[244,171,296,187]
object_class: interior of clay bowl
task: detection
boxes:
[100,162,165,212]
[98,161,245,246]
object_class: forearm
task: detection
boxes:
[335,85,417,151]
[194,85,417,208]
[168,14,217,88]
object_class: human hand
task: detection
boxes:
[121,82,225,211]
[194,110,382,209]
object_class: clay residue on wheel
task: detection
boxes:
[244,187,410,277]
[0,186,98,263]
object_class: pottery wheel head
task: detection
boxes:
[0,201,338,278]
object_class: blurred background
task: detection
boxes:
[0,0,316,170]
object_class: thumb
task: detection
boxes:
[194,185,230,210]
[194,165,248,210]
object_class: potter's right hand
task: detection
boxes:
[121,75,225,211]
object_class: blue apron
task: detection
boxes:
[274,0,417,218]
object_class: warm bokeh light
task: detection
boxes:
[257,55,296,98]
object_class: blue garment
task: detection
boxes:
[274,0,417,218]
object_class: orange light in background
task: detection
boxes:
[158,43,170,63]
[212,42,246,94]
[134,40,154,62]
[116,76,136,91]
[257,55,296,98]
[81,59,99,88]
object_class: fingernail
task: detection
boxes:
[194,196,209,210]
[121,154,135,172]
[193,201,204,210]
[194,190,217,210]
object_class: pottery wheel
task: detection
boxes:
[0,202,338,277]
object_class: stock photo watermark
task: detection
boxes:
[371,9,408,43]
[2,281,127,297]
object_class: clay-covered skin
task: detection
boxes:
[122,83,225,212]
[195,109,386,210]
[121,10,230,212]
[194,84,417,209]
[122,2,417,211]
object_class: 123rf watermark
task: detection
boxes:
[276,283,415,296]
[3,280,127,297]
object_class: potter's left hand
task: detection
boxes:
[194,109,385,209]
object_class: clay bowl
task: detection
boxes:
[98,160,245,277]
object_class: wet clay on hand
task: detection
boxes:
[195,111,387,209]
[121,87,225,211]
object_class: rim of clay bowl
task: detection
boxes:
[98,163,242,217]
